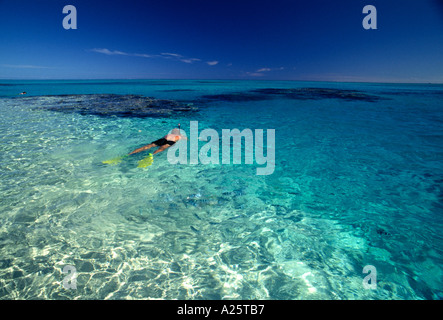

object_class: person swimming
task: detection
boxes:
[129,125,186,156]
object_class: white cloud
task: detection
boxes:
[161,52,183,58]
[246,67,285,76]
[133,53,155,58]
[90,48,129,56]
[1,64,52,69]
[245,67,285,77]
[91,48,217,66]
[161,53,201,64]
[181,58,201,64]
[256,67,284,72]
[246,72,265,77]
[91,49,157,58]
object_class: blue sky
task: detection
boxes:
[1,0,443,82]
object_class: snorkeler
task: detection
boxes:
[129,124,186,156]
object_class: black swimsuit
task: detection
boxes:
[152,138,176,146]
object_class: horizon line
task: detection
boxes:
[1,78,443,85]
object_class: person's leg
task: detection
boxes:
[129,143,157,155]
[152,144,171,155]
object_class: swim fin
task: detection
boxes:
[137,153,154,168]
[102,154,128,165]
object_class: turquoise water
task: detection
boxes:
[0,80,442,299]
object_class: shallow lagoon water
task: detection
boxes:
[0,80,442,299]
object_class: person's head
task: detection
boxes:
[171,128,181,135]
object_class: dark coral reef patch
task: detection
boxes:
[201,87,386,103]
[29,94,197,118]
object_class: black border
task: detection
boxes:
[0,300,436,318]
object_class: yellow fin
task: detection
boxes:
[102,155,128,165]
[137,153,154,168]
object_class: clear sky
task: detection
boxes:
[1,0,443,82]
